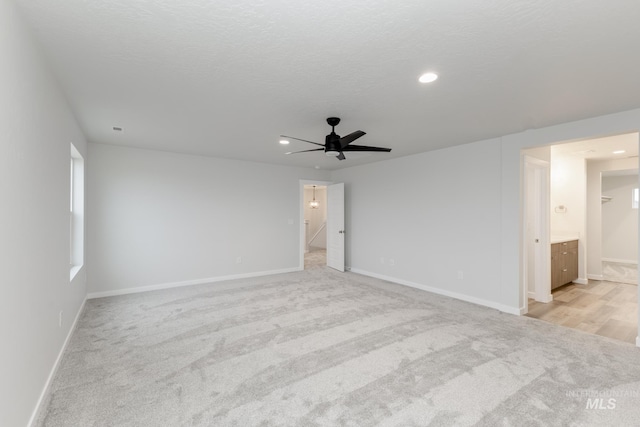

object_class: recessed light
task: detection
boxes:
[279,139,290,145]
[315,165,320,169]
[613,150,626,154]
[418,72,438,83]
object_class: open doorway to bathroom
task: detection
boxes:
[304,184,327,269]
[523,132,639,344]
[601,168,639,284]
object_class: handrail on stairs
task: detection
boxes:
[308,221,326,246]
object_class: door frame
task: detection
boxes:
[299,179,333,270]
[521,155,551,313]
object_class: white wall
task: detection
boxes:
[0,0,88,425]
[332,138,506,311]
[550,151,586,238]
[549,148,587,281]
[602,173,639,262]
[586,157,639,278]
[87,143,329,295]
[304,186,327,249]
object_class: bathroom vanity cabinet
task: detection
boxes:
[551,239,578,290]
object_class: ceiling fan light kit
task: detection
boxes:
[282,117,391,161]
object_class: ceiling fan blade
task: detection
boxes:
[339,131,366,148]
[337,152,346,160]
[341,144,391,152]
[285,148,325,155]
[280,135,324,147]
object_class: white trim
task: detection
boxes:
[528,290,553,303]
[86,267,300,299]
[537,294,554,303]
[636,336,640,348]
[521,155,551,315]
[602,257,638,265]
[28,297,87,427]
[350,268,521,315]
[523,155,550,168]
[573,278,589,285]
[69,265,82,281]
[587,274,605,281]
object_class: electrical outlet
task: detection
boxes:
[457,271,464,280]
[236,256,242,264]
[288,219,294,225]
[58,311,63,328]
[389,259,396,266]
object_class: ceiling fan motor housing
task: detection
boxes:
[325,133,342,153]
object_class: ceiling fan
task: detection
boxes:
[281,117,391,161]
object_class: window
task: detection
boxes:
[633,188,639,209]
[70,143,84,279]
[70,157,73,265]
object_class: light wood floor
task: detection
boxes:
[526,281,638,344]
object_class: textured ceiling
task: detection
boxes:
[14,0,640,170]
[552,133,639,161]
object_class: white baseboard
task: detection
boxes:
[28,297,87,427]
[573,278,588,285]
[526,291,553,303]
[349,268,520,315]
[539,294,554,303]
[588,274,604,281]
[87,267,301,299]
[602,258,638,265]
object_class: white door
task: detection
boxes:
[532,165,550,302]
[327,183,345,272]
[523,156,551,308]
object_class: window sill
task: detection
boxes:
[70,265,83,281]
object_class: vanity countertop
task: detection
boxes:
[550,236,579,244]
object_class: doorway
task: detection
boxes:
[303,184,327,269]
[522,133,639,345]
[298,180,346,272]
[601,168,639,284]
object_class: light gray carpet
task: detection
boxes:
[37,265,640,426]
[304,249,326,270]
